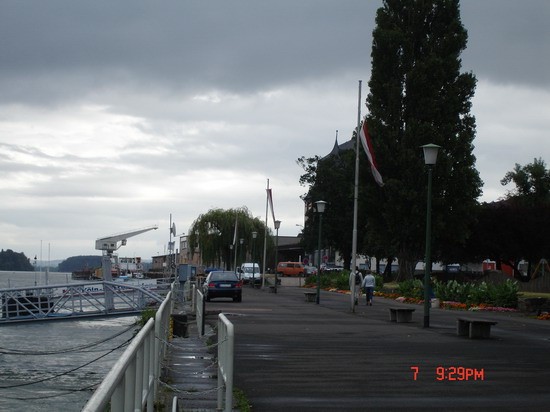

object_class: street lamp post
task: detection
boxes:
[315,200,327,304]
[251,231,258,288]
[421,143,440,328]
[274,220,281,293]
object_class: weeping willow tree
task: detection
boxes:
[188,207,273,269]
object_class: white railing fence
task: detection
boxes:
[191,283,196,314]
[82,288,173,412]
[0,281,164,323]
[217,313,234,412]
[82,281,235,412]
[196,288,205,336]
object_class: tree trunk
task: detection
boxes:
[343,253,352,272]
[382,256,395,282]
[396,250,418,282]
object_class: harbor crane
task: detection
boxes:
[95,226,158,282]
[95,225,158,311]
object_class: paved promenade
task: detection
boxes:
[167,283,550,411]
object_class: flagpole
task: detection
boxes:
[351,80,362,312]
[233,213,238,272]
[262,178,269,288]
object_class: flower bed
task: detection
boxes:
[305,282,526,316]
[377,291,519,312]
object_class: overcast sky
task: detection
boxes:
[1,0,548,262]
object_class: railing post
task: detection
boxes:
[125,361,135,411]
[217,314,234,412]
[135,343,144,409]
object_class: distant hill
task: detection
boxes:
[0,249,34,271]
[58,255,103,272]
[57,256,153,273]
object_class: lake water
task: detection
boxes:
[0,271,139,411]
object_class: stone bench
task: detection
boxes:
[457,317,497,339]
[304,291,317,302]
[389,307,415,323]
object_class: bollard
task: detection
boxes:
[171,313,188,337]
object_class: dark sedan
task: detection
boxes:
[203,271,242,302]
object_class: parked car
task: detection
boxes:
[321,263,344,272]
[304,265,318,276]
[203,271,242,302]
[238,262,262,285]
[276,262,305,277]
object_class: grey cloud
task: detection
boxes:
[0,0,548,260]
[460,0,550,87]
[0,1,378,106]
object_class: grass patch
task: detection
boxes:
[518,291,550,299]
[233,387,251,412]
[138,308,157,326]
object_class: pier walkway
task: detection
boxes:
[163,283,550,411]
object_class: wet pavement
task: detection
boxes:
[165,284,550,411]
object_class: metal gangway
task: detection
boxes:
[0,280,167,323]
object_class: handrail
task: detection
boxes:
[217,313,234,412]
[82,288,173,412]
[0,281,165,323]
[196,289,205,336]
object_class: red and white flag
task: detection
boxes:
[266,188,276,226]
[359,119,384,187]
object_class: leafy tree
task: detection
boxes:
[188,207,273,270]
[464,199,550,280]
[0,249,34,271]
[364,0,482,279]
[464,159,550,278]
[58,255,102,272]
[298,147,362,270]
[501,158,550,204]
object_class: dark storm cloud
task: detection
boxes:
[0,0,548,259]
[1,0,547,107]
[460,0,549,87]
[0,0,378,105]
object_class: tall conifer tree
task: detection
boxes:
[365,0,482,279]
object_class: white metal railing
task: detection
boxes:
[0,281,165,323]
[196,288,205,336]
[217,313,234,412]
[183,279,193,302]
[191,283,196,314]
[82,288,173,412]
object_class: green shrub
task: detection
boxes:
[491,279,519,308]
[398,279,424,299]
[334,272,350,290]
[433,279,471,303]
[374,274,384,291]
[320,273,332,288]
[467,281,490,305]
[433,279,518,308]
[138,308,157,326]
[304,272,344,289]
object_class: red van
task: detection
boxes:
[276,262,305,277]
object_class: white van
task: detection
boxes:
[238,262,261,284]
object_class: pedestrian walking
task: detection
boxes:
[362,271,376,306]
[349,268,363,305]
